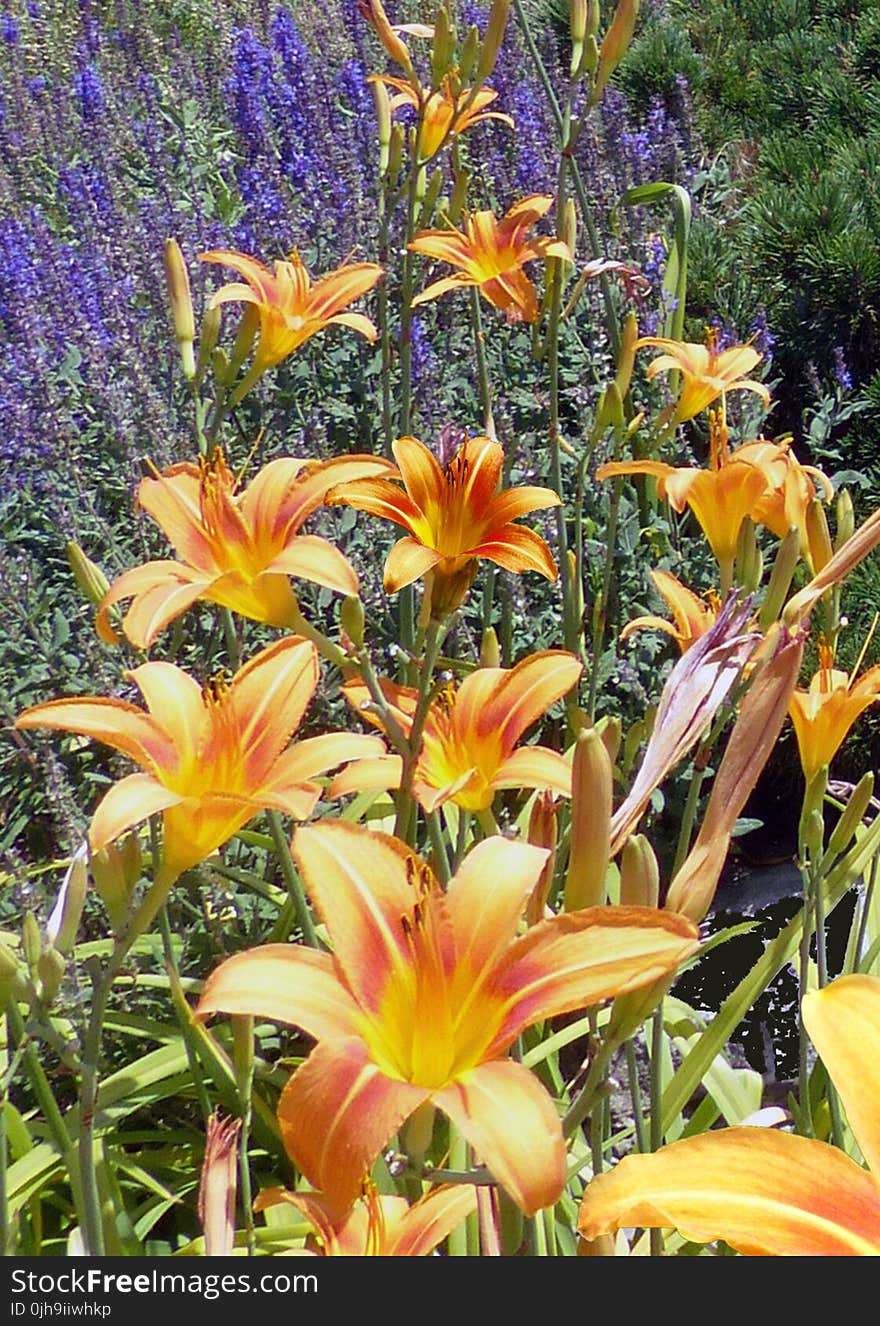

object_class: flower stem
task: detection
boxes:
[266,810,317,947]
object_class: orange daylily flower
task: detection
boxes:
[409,194,571,323]
[597,419,788,579]
[199,248,383,376]
[14,639,384,885]
[326,432,560,613]
[621,569,721,654]
[373,74,513,160]
[255,1181,477,1257]
[96,448,394,649]
[788,641,880,782]
[636,329,771,428]
[198,821,699,1215]
[578,974,880,1255]
[332,649,582,812]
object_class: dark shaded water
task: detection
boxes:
[672,860,858,1080]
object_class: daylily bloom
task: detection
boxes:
[199,1113,242,1258]
[331,649,582,812]
[197,821,699,1215]
[578,973,880,1255]
[255,1182,477,1257]
[14,638,384,885]
[635,329,770,428]
[665,621,804,922]
[199,248,382,377]
[788,640,880,781]
[609,594,761,855]
[409,194,571,324]
[373,74,513,159]
[96,448,394,648]
[326,432,560,614]
[621,569,721,654]
[597,419,780,582]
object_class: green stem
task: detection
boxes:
[649,1001,665,1257]
[267,811,317,947]
[625,1036,649,1153]
[470,286,492,431]
[232,1016,256,1257]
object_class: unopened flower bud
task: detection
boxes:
[22,912,41,972]
[619,833,659,908]
[476,0,511,83]
[596,714,622,766]
[47,843,88,955]
[0,941,24,1004]
[458,24,481,83]
[196,305,223,386]
[449,169,471,223]
[388,121,406,179]
[835,487,854,551]
[759,526,800,629]
[228,304,260,379]
[567,549,584,624]
[565,727,613,911]
[591,0,640,105]
[37,945,65,1004]
[479,626,500,669]
[824,770,873,863]
[527,791,559,924]
[66,541,109,608]
[164,239,196,379]
[806,497,833,575]
[734,516,762,593]
[614,311,639,399]
[570,0,586,75]
[91,833,142,931]
[340,596,365,649]
[359,0,413,72]
[417,167,444,224]
[430,5,456,87]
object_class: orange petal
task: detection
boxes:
[446,837,549,988]
[15,695,174,772]
[480,650,581,751]
[470,524,558,580]
[483,485,562,528]
[117,573,211,648]
[136,466,216,572]
[387,1185,479,1256]
[292,820,424,1017]
[491,745,573,798]
[328,754,403,798]
[383,538,443,592]
[261,732,386,790]
[489,907,699,1052]
[231,637,318,782]
[325,476,428,538]
[277,1038,429,1211]
[88,773,182,854]
[391,435,444,514]
[128,660,206,775]
[267,534,359,595]
[434,1059,565,1216]
[577,1129,880,1255]
[802,974,880,1178]
[196,943,361,1042]
[411,273,474,308]
[161,795,262,880]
